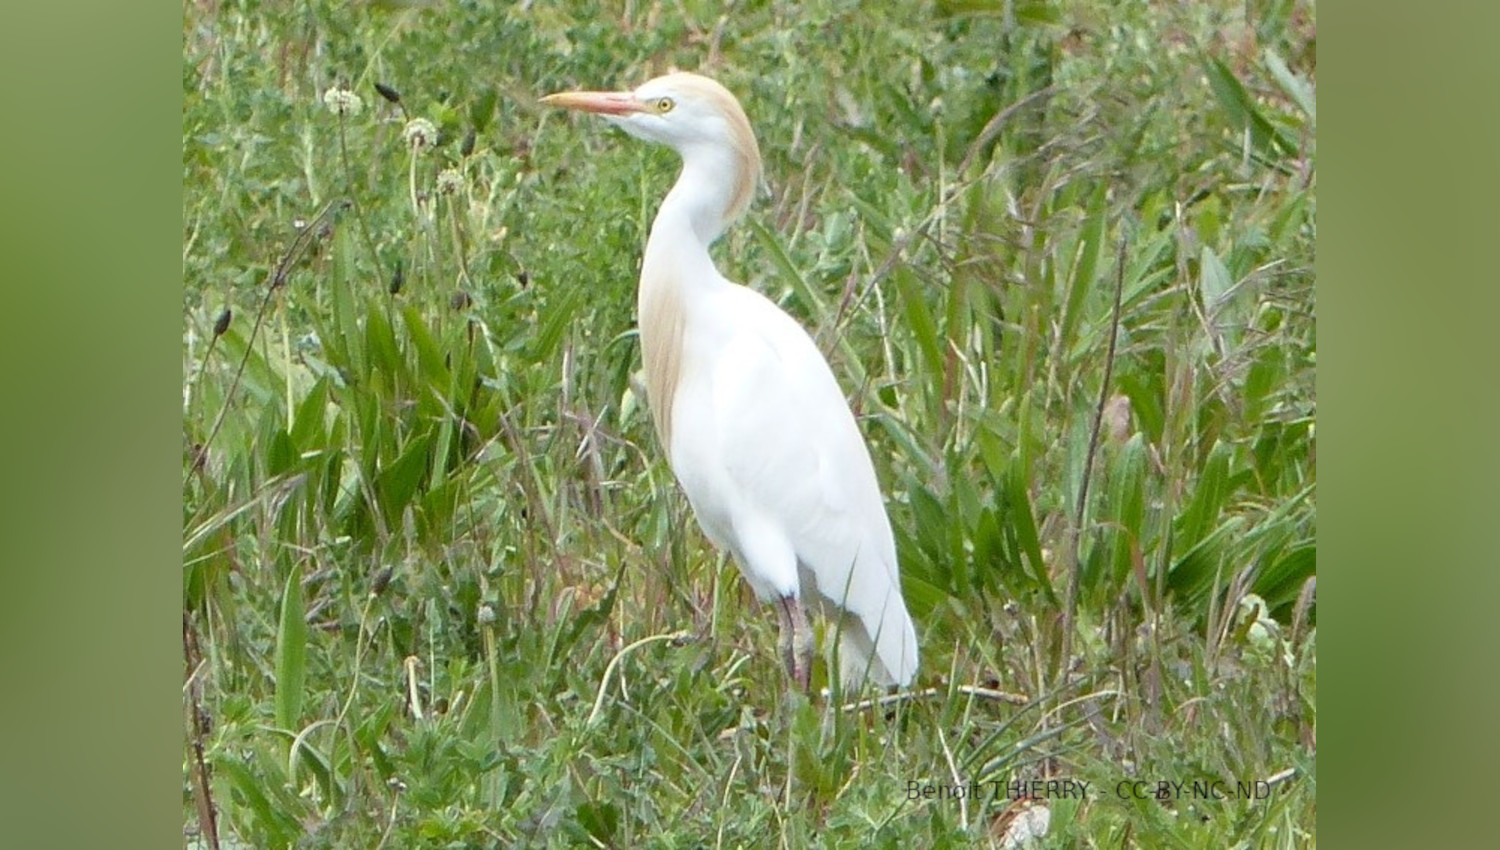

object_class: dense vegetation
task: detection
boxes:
[183,0,1315,845]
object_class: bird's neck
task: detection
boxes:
[635,145,744,449]
[640,156,730,312]
[658,143,746,246]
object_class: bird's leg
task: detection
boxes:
[774,596,795,682]
[777,595,814,693]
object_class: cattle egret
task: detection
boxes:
[542,72,918,690]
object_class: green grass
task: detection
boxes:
[182,0,1315,845]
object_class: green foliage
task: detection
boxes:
[183,0,1315,845]
[273,566,308,731]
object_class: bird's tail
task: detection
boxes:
[836,591,918,689]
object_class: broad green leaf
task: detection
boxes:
[216,757,300,846]
[376,433,433,523]
[1168,515,1245,607]
[1256,543,1316,615]
[1200,245,1234,310]
[263,426,297,478]
[1178,441,1233,549]
[289,377,330,449]
[908,485,950,581]
[532,286,581,363]
[1203,56,1296,159]
[1006,452,1055,605]
[1264,49,1315,121]
[1059,182,1109,354]
[403,304,449,386]
[363,300,406,386]
[1106,434,1149,594]
[274,565,307,731]
[890,266,945,388]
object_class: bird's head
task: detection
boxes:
[541,71,762,222]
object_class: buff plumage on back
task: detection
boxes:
[638,73,761,447]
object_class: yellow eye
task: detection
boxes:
[655,97,675,114]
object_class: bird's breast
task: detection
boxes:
[664,371,738,553]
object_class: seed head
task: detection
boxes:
[460,127,476,158]
[402,118,439,150]
[213,308,232,337]
[436,168,465,196]
[323,86,364,116]
[388,260,405,295]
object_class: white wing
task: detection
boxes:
[668,283,918,686]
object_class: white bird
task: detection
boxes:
[542,72,917,690]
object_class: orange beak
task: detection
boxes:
[539,90,645,116]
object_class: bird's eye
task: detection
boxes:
[655,97,675,114]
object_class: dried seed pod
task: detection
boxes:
[389,260,404,295]
[516,270,529,289]
[461,127,476,158]
[213,308,232,337]
[371,566,394,596]
[374,82,403,104]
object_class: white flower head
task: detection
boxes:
[403,118,439,151]
[436,168,465,196]
[323,86,364,116]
